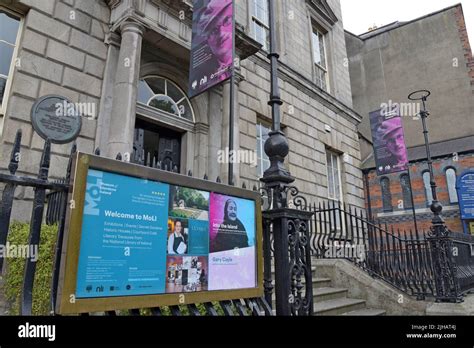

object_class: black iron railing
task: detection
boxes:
[307,200,474,302]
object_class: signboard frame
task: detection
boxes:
[56,152,263,314]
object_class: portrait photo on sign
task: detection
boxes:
[189,0,233,97]
[166,256,208,293]
[209,193,255,253]
[167,218,189,255]
[369,107,408,175]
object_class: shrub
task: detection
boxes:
[2,221,57,315]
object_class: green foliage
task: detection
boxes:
[169,209,195,219]
[3,221,57,315]
[176,188,209,210]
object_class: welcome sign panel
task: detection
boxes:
[57,153,262,313]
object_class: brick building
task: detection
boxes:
[0,0,365,220]
[345,4,474,233]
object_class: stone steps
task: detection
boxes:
[314,298,367,315]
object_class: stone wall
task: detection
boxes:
[0,0,110,219]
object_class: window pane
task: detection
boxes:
[333,156,341,200]
[177,99,193,120]
[319,33,326,68]
[0,42,14,76]
[0,12,20,44]
[446,169,458,203]
[400,174,413,209]
[256,122,271,177]
[0,77,6,105]
[146,77,165,95]
[312,31,322,65]
[137,79,154,104]
[166,81,184,103]
[254,0,269,26]
[381,177,393,212]
[149,95,179,115]
[423,172,433,205]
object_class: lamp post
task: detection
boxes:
[260,0,313,316]
[408,90,461,302]
[408,90,447,234]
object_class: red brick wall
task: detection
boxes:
[364,153,474,233]
[455,5,474,93]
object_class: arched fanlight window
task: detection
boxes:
[137,77,195,122]
[422,171,433,206]
[380,177,392,212]
[445,168,458,204]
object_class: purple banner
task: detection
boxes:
[189,0,234,98]
[369,107,409,175]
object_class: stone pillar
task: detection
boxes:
[106,21,145,159]
[95,32,120,153]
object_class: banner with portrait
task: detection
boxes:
[369,106,409,176]
[188,0,234,98]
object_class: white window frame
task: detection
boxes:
[445,168,458,204]
[326,149,343,203]
[0,7,23,120]
[256,121,271,178]
[325,149,345,234]
[422,171,433,206]
[311,25,330,92]
[251,0,270,51]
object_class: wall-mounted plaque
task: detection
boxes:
[30,95,82,144]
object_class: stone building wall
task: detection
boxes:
[0,0,366,221]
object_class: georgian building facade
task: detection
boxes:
[0,0,365,220]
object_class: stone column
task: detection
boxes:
[95,32,120,153]
[106,20,145,159]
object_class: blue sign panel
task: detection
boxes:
[457,171,474,220]
[76,169,170,298]
[74,168,257,299]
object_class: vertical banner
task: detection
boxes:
[369,106,409,175]
[188,0,234,98]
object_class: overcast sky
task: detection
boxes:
[340,0,474,44]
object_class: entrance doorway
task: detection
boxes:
[133,118,182,172]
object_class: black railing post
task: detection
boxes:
[0,130,22,273]
[21,139,51,315]
[260,0,313,316]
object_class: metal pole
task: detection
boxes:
[363,170,373,222]
[419,96,441,213]
[228,0,236,186]
[406,166,419,233]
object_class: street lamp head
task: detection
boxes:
[408,89,431,101]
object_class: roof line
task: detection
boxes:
[347,3,463,40]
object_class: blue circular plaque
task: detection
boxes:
[30,95,82,144]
